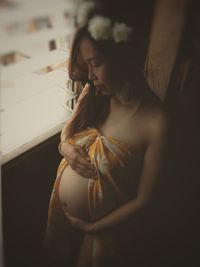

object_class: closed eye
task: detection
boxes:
[88,57,104,68]
[92,59,103,67]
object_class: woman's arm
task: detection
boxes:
[90,113,169,232]
[58,82,97,178]
[60,82,90,142]
[63,112,169,233]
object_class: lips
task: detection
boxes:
[95,85,105,91]
[94,85,103,88]
[94,85,104,96]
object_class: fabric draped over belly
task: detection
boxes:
[67,127,134,220]
[44,127,136,262]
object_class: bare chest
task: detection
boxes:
[97,108,146,154]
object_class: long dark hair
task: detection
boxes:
[66,4,153,137]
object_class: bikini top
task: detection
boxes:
[58,127,137,220]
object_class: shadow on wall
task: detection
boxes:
[156,2,200,265]
[2,133,63,267]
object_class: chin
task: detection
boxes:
[95,85,112,96]
[97,91,111,97]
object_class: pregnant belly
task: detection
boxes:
[58,165,120,222]
[59,165,90,221]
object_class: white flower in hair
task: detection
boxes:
[112,22,133,43]
[77,1,96,27]
[88,15,112,40]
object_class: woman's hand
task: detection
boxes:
[63,206,95,233]
[59,141,97,179]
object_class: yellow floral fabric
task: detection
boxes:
[67,127,133,220]
[44,127,135,263]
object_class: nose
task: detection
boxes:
[88,66,96,81]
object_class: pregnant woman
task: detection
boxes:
[44,3,169,267]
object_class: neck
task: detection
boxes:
[112,95,133,107]
[113,85,147,107]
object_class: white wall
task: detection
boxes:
[0,0,79,265]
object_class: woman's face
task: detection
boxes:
[79,37,119,96]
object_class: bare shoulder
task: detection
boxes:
[138,90,169,144]
[147,108,169,144]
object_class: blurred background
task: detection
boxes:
[1,0,200,266]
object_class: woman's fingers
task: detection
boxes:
[63,209,77,226]
[70,161,97,179]
[63,206,82,227]
[72,146,96,173]
[75,145,88,159]
[77,155,96,171]
[61,140,97,178]
[63,208,90,230]
[78,160,97,177]
[70,152,94,169]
